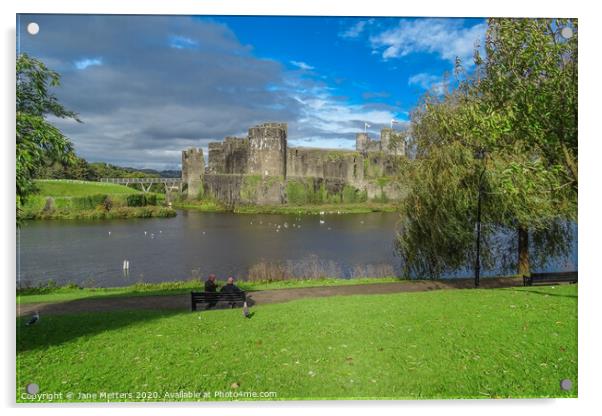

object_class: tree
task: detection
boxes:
[16,53,80,223]
[397,18,577,279]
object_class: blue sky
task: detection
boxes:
[18,15,487,169]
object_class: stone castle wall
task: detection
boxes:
[181,148,204,198]
[182,122,406,204]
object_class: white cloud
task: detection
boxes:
[74,57,102,70]
[408,72,449,95]
[339,20,371,39]
[290,60,315,71]
[370,18,486,65]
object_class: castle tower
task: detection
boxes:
[355,132,369,152]
[380,128,406,156]
[248,122,287,178]
[181,148,204,199]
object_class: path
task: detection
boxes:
[17,277,525,317]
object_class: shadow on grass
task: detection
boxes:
[17,309,184,354]
[17,298,256,353]
[507,286,578,299]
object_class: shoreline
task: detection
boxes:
[16,275,522,305]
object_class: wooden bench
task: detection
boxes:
[523,271,578,286]
[190,291,246,311]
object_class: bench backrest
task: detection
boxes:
[191,291,246,310]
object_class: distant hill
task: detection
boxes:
[35,157,181,180]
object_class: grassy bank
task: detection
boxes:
[174,199,398,215]
[16,284,577,401]
[17,277,403,305]
[22,179,174,220]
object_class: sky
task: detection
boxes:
[18,14,487,170]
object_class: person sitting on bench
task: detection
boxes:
[204,274,218,292]
[204,274,218,308]
[221,276,242,308]
[220,276,241,293]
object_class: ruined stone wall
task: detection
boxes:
[248,123,287,178]
[207,142,225,174]
[223,137,249,174]
[181,148,204,199]
[286,148,364,185]
[203,174,283,206]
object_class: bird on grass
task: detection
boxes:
[242,301,250,318]
[26,311,39,326]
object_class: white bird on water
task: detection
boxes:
[108,231,111,236]
[319,220,325,224]
[26,311,39,326]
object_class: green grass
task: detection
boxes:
[22,180,172,220]
[17,277,403,305]
[33,179,142,197]
[234,202,397,215]
[16,285,577,401]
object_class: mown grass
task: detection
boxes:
[17,277,403,305]
[16,285,577,401]
[33,179,142,197]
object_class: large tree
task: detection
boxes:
[397,18,577,279]
[16,53,79,223]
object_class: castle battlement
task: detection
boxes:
[182,122,406,202]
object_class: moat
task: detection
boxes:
[18,211,578,288]
[18,210,404,287]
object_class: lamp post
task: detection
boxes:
[474,149,487,288]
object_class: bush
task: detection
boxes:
[72,194,108,210]
[126,194,146,207]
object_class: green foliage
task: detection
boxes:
[71,194,108,210]
[17,285,577,400]
[342,185,366,203]
[286,179,309,205]
[126,194,149,207]
[16,53,79,224]
[397,18,577,277]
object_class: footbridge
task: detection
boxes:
[100,177,182,193]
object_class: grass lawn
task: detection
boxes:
[33,179,142,197]
[16,284,577,401]
[17,277,403,305]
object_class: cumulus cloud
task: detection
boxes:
[339,20,373,39]
[370,18,486,65]
[290,60,314,71]
[19,15,402,169]
[408,72,449,95]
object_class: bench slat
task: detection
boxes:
[523,271,578,286]
[190,291,246,311]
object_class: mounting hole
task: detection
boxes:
[561,27,573,39]
[27,22,39,35]
[560,379,573,391]
[26,383,39,394]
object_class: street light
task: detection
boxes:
[474,148,487,288]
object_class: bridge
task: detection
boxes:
[100,177,182,193]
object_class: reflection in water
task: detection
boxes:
[17,210,577,288]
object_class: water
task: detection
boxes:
[17,210,403,287]
[17,211,578,288]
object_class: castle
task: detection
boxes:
[182,122,406,206]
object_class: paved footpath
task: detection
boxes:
[17,277,524,317]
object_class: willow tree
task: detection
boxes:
[16,53,79,224]
[397,18,577,278]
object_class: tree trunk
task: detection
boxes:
[518,226,530,276]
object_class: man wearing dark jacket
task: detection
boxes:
[221,276,243,308]
[204,274,218,308]
[220,276,242,293]
[204,274,218,292]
